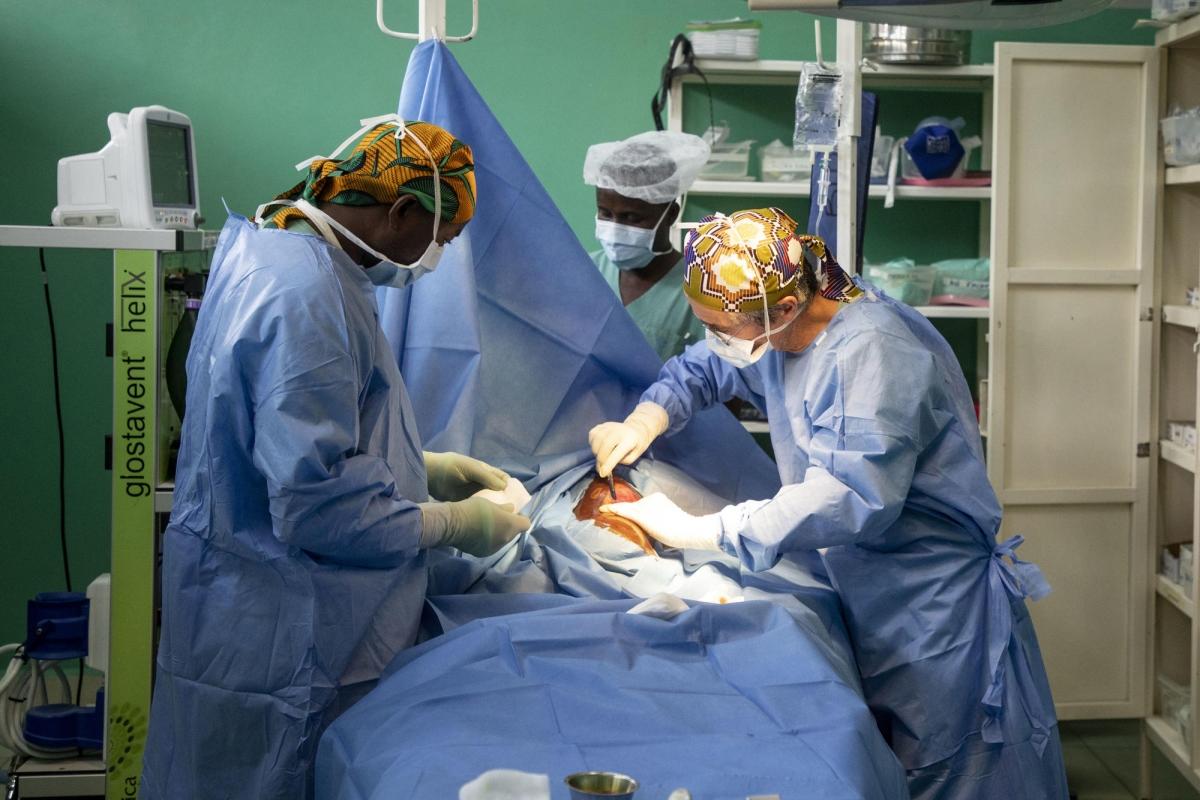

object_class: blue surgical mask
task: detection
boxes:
[594,203,673,271]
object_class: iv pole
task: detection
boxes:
[376,0,479,42]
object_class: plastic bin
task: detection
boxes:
[1162,112,1200,167]
[686,19,761,61]
[930,258,990,306]
[866,260,936,307]
[758,140,813,182]
[700,141,754,181]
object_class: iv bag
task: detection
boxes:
[794,63,844,150]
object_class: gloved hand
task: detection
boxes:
[424,451,510,502]
[588,402,670,478]
[600,492,722,551]
[418,497,531,557]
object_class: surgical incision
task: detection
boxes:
[573,475,658,556]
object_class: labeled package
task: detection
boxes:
[686,18,762,61]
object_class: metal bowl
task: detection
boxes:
[564,771,640,799]
[864,24,971,66]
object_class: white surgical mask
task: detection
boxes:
[594,203,673,271]
[257,114,446,289]
[705,327,770,368]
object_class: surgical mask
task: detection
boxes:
[706,327,768,368]
[257,114,446,289]
[594,203,673,271]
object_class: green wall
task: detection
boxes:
[0,1,1152,645]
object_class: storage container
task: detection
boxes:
[866,259,936,306]
[930,258,990,305]
[699,140,754,181]
[758,140,813,182]
[863,25,970,66]
[686,19,761,61]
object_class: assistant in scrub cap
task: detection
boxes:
[583,131,710,205]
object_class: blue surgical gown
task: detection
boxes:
[642,287,1068,799]
[141,215,431,800]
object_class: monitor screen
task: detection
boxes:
[147,120,193,207]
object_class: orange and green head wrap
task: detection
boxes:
[262,119,476,229]
[683,207,861,313]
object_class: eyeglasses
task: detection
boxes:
[701,319,760,346]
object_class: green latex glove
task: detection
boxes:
[424,451,510,502]
[418,497,531,557]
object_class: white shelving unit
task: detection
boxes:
[671,21,995,433]
[689,180,991,201]
[1147,11,1200,794]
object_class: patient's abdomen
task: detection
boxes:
[573,476,658,556]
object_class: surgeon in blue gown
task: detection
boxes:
[592,208,1069,799]
[140,116,530,800]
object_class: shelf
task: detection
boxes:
[1167,164,1200,187]
[689,180,990,201]
[1164,304,1200,330]
[1161,439,1197,473]
[1158,574,1195,617]
[913,306,990,319]
[1147,716,1198,790]
[0,224,218,252]
[687,58,993,90]
[861,62,994,90]
[1156,13,1200,48]
[873,185,991,200]
[741,420,770,434]
[691,180,809,197]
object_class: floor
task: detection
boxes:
[1064,720,1200,799]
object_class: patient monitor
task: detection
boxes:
[52,105,201,230]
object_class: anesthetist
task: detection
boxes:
[141,116,530,800]
[583,131,709,361]
[590,208,1068,800]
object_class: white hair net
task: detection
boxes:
[583,131,711,205]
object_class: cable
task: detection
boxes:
[39,248,72,593]
[75,658,83,706]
